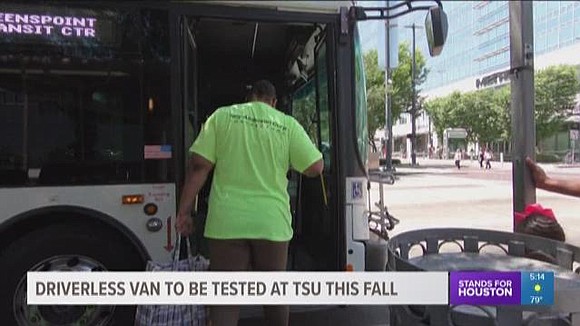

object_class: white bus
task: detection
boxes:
[0,1,447,324]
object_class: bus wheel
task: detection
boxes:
[0,222,144,326]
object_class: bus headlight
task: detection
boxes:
[146,218,163,232]
[144,203,158,216]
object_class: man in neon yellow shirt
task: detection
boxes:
[176,80,323,326]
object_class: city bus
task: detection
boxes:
[0,1,446,324]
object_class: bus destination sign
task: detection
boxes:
[0,12,97,38]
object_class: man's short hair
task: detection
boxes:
[248,80,276,101]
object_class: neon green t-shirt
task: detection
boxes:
[189,101,322,241]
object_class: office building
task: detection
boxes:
[360,1,580,159]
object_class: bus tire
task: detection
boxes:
[0,222,145,326]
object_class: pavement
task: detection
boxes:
[371,157,580,247]
[391,157,580,174]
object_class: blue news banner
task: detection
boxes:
[449,271,554,305]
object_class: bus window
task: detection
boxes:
[292,34,332,170]
[316,42,332,171]
[0,7,171,186]
[354,26,369,168]
[292,80,319,145]
[288,29,337,270]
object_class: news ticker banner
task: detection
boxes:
[26,271,554,306]
[28,272,447,305]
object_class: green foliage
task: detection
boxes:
[464,88,510,144]
[423,91,465,141]
[424,64,579,147]
[424,88,511,144]
[292,81,319,144]
[363,42,428,136]
[536,153,561,163]
[422,96,447,142]
[493,86,512,141]
[363,50,386,135]
[535,65,579,142]
[391,41,429,119]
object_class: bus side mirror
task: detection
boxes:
[424,6,448,57]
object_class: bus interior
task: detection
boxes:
[184,16,338,271]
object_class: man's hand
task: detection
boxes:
[175,153,214,237]
[525,157,548,188]
[176,212,194,236]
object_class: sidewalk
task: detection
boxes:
[393,157,580,174]
[368,164,580,247]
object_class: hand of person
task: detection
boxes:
[176,211,194,236]
[525,157,548,188]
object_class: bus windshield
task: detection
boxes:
[0,6,172,186]
[354,26,369,169]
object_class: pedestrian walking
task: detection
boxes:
[176,80,323,326]
[478,148,485,168]
[454,149,462,170]
[484,149,492,169]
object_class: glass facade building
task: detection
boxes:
[360,1,580,92]
[423,1,580,92]
[359,0,580,158]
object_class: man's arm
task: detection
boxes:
[526,157,580,197]
[176,153,214,235]
[288,118,323,178]
[541,178,580,197]
[302,159,324,178]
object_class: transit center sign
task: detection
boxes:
[0,12,97,37]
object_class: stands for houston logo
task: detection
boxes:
[450,271,554,306]
[0,13,97,37]
[450,272,521,305]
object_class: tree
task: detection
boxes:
[491,86,511,142]
[424,91,464,141]
[391,41,428,121]
[363,42,429,137]
[462,89,509,144]
[363,50,386,135]
[423,95,450,143]
[424,88,511,145]
[534,65,579,144]
[292,82,318,144]
[424,64,579,150]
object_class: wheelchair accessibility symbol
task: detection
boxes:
[351,181,363,200]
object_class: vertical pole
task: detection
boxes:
[428,116,432,155]
[572,135,576,163]
[410,23,417,166]
[22,77,28,169]
[384,15,393,171]
[510,1,536,229]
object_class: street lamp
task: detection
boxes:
[384,20,397,172]
[403,23,423,166]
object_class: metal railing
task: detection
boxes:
[366,172,399,241]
